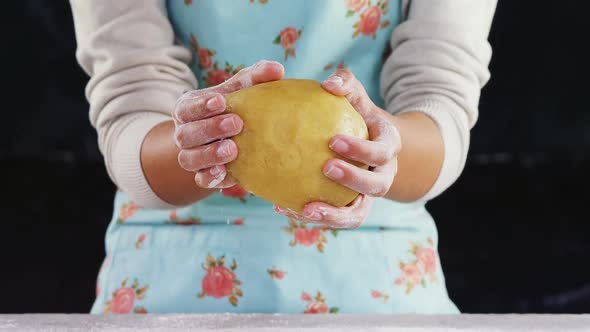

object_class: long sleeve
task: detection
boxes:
[381,0,497,200]
[70,0,198,208]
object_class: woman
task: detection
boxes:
[70,0,496,314]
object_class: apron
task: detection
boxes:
[91,0,459,314]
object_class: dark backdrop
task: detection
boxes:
[1,0,589,313]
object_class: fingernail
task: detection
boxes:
[217,141,233,158]
[324,164,345,179]
[324,75,343,87]
[253,60,270,75]
[210,165,223,176]
[329,138,348,153]
[206,95,223,110]
[207,175,224,188]
[304,209,321,220]
[219,116,236,132]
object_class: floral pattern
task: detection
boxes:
[221,185,250,203]
[267,267,286,280]
[189,34,244,87]
[135,234,147,249]
[198,254,243,306]
[347,0,390,39]
[116,202,140,224]
[283,220,339,253]
[323,61,347,71]
[184,0,192,6]
[168,210,201,225]
[233,218,245,226]
[273,27,303,61]
[394,238,439,294]
[302,291,339,314]
[104,278,149,314]
[371,290,390,302]
[249,0,268,3]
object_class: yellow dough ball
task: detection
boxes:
[226,79,369,213]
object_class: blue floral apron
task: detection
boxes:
[91,0,459,314]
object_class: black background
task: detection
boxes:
[0,0,589,313]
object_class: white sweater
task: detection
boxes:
[70,0,497,209]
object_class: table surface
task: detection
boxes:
[1,314,589,331]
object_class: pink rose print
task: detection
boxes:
[204,62,244,87]
[268,268,286,280]
[198,48,214,69]
[283,220,338,253]
[203,266,235,298]
[104,278,149,314]
[359,6,381,36]
[110,288,135,313]
[302,291,339,314]
[205,68,232,87]
[273,27,303,61]
[116,202,140,224]
[189,34,243,87]
[348,0,390,39]
[323,61,347,71]
[294,228,321,246]
[280,27,299,50]
[401,263,422,286]
[190,34,217,70]
[371,290,390,302]
[198,254,243,306]
[301,292,312,301]
[249,0,268,3]
[135,233,146,249]
[233,218,245,226]
[395,239,439,294]
[168,210,201,225]
[221,185,250,203]
[306,302,329,314]
[185,0,192,5]
[416,247,437,275]
[346,0,368,14]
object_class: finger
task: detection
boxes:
[194,165,237,189]
[174,92,226,124]
[301,195,374,229]
[214,60,285,94]
[174,113,243,149]
[273,205,304,220]
[329,134,395,167]
[177,139,237,172]
[323,159,395,197]
[321,69,377,123]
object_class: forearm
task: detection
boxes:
[141,121,215,206]
[384,111,444,202]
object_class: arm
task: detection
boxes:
[384,111,444,202]
[381,0,498,201]
[71,0,208,208]
[276,0,497,227]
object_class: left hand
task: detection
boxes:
[274,69,401,229]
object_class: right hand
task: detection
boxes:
[173,60,285,189]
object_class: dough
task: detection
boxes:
[226,79,369,213]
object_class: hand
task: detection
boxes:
[173,60,284,189]
[275,69,401,228]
